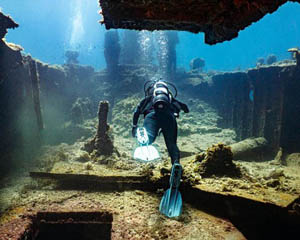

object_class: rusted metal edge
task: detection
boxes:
[0,211,113,240]
[192,183,299,208]
[36,211,113,222]
[29,171,147,183]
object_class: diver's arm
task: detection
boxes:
[132,97,150,137]
[172,99,189,113]
[133,109,140,127]
[179,101,189,113]
[133,107,140,127]
[133,97,150,126]
[132,103,142,137]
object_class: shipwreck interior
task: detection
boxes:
[1,1,300,240]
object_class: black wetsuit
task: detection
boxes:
[133,96,189,164]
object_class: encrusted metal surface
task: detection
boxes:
[99,0,300,44]
[0,11,18,39]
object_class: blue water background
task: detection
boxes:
[1,1,300,71]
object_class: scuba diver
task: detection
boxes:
[131,79,189,218]
[132,79,189,165]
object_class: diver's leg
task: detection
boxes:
[161,113,180,164]
[143,112,159,144]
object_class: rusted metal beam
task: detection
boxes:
[99,0,300,45]
[29,59,44,131]
[29,171,146,183]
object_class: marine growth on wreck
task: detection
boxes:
[0,1,300,240]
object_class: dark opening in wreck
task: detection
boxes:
[35,212,112,240]
[0,211,113,240]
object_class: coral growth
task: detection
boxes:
[65,50,79,64]
[190,58,205,72]
[0,11,19,39]
[195,143,242,178]
[285,153,300,166]
[194,152,205,163]
[84,162,94,170]
[76,152,91,162]
[288,47,300,66]
[84,101,115,157]
[112,95,140,137]
[266,54,277,65]
[256,57,264,67]
[70,97,93,124]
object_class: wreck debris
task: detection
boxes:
[65,50,79,64]
[208,65,295,153]
[230,137,269,161]
[195,143,242,178]
[70,102,83,124]
[256,57,265,67]
[285,153,300,166]
[0,12,22,85]
[288,47,300,66]
[84,162,93,170]
[273,147,284,165]
[30,171,147,184]
[84,101,114,156]
[70,97,93,124]
[0,11,19,39]
[190,58,205,72]
[5,42,23,52]
[29,58,44,131]
[98,0,300,45]
[193,137,270,164]
[95,101,113,155]
[266,54,277,65]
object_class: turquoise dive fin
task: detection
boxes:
[159,163,183,217]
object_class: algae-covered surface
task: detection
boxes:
[1,95,299,239]
[183,157,300,207]
[0,189,245,240]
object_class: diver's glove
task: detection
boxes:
[181,103,189,113]
[132,125,138,138]
[175,100,189,113]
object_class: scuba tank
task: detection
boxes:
[152,81,172,110]
[144,80,178,111]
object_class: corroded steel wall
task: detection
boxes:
[209,65,300,153]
